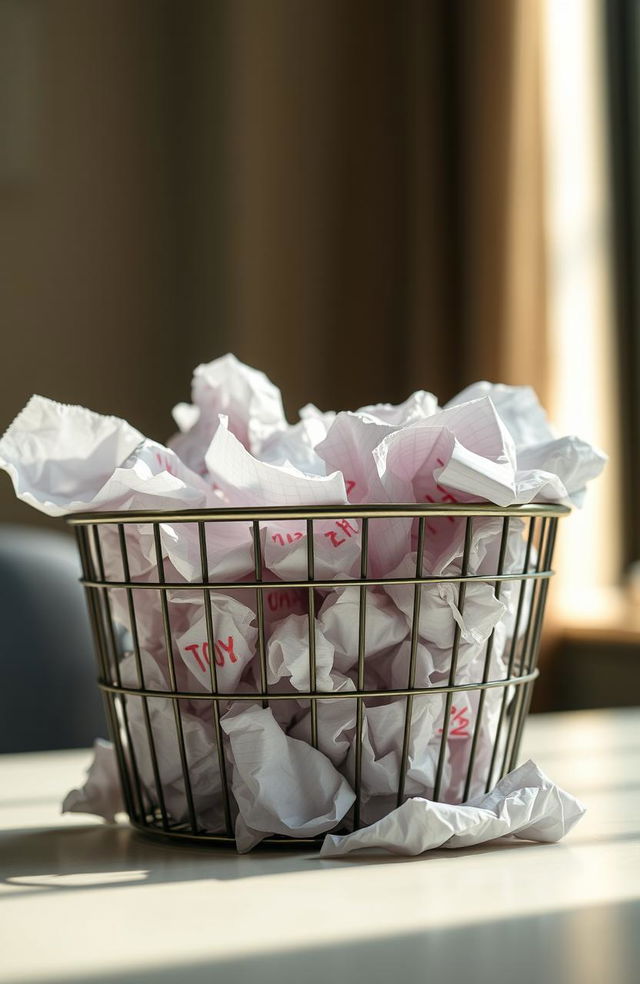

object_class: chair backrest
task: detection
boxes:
[0,524,106,751]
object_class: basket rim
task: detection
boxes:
[65,502,571,525]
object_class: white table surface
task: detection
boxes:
[1,708,639,984]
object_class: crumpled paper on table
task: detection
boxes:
[0,354,605,850]
[320,759,586,856]
[62,739,124,824]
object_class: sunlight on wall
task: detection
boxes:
[542,0,621,616]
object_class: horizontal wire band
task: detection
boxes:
[66,502,571,525]
[128,818,325,847]
[80,569,555,591]
[99,668,538,701]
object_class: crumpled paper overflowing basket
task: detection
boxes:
[68,499,567,848]
[0,354,604,851]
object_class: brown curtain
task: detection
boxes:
[0,0,548,524]
[197,0,549,416]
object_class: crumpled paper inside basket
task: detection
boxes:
[1,354,605,851]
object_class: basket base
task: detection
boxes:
[128,817,329,850]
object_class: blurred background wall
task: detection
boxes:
[1,0,190,533]
[0,0,637,711]
[0,0,549,526]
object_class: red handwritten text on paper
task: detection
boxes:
[266,588,305,612]
[184,635,238,672]
[271,531,304,546]
[436,704,471,738]
[324,519,358,548]
[270,520,359,549]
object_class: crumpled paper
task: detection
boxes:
[446,382,604,507]
[62,738,124,823]
[220,703,355,851]
[170,353,288,472]
[118,650,226,829]
[373,393,606,507]
[176,592,258,693]
[320,759,586,856]
[262,515,361,581]
[0,354,605,850]
[318,587,408,674]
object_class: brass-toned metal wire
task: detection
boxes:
[197,521,234,836]
[68,503,564,848]
[74,526,137,823]
[500,517,548,778]
[92,528,145,824]
[252,520,269,708]
[307,519,318,748]
[462,516,510,802]
[118,523,168,828]
[485,514,538,792]
[433,517,474,802]
[507,518,558,772]
[152,525,198,832]
[396,516,426,806]
[352,518,369,829]
[68,503,570,525]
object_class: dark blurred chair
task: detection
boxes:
[0,525,106,752]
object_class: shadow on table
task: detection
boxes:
[0,820,568,899]
[2,818,640,901]
[12,897,640,984]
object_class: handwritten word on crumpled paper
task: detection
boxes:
[1,354,605,851]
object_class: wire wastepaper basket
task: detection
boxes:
[68,502,567,848]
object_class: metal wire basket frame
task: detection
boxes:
[67,502,568,847]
